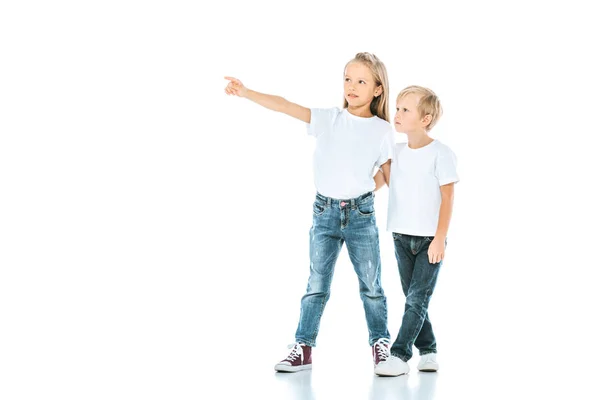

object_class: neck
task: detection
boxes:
[347,103,374,118]
[406,131,433,149]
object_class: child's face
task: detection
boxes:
[394,93,426,134]
[344,62,381,108]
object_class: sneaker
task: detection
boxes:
[374,355,410,376]
[274,343,312,372]
[372,338,391,367]
[417,353,439,372]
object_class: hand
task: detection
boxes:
[224,76,248,97]
[427,237,445,264]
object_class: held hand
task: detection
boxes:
[427,237,445,264]
[224,76,248,97]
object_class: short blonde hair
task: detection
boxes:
[343,52,390,122]
[397,86,443,131]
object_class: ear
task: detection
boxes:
[422,114,432,127]
[374,85,383,98]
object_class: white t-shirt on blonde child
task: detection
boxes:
[307,107,394,199]
[387,140,459,237]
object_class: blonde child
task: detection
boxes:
[225,53,395,373]
[373,86,459,376]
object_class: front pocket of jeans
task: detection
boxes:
[313,202,326,216]
[357,202,374,216]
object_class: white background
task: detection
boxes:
[1,0,599,399]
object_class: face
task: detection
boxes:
[344,62,381,107]
[394,93,428,134]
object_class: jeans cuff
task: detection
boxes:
[295,338,316,347]
[369,336,391,346]
[390,352,410,362]
[419,350,437,356]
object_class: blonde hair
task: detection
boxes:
[397,86,443,131]
[343,52,390,122]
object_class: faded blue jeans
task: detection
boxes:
[390,232,443,361]
[295,192,390,347]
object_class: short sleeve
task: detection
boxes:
[376,129,395,167]
[307,107,339,138]
[435,146,459,186]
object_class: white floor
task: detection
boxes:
[235,353,441,400]
[206,339,598,400]
[269,365,438,400]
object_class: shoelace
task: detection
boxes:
[375,338,391,361]
[284,343,303,362]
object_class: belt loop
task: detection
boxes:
[327,197,331,207]
[351,198,356,209]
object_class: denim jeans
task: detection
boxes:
[295,192,390,347]
[390,232,443,361]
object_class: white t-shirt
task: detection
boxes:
[307,107,394,199]
[387,140,459,236]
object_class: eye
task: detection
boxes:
[403,108,409,112]
[396,107,399,111]
[345,78,350,82]
[359,80,366,84]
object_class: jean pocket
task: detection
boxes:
[392,232,402,241]
[357,201,374,216]
[313,201,326,216]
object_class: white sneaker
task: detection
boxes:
[417,353,439,372]
[374,355,409,376]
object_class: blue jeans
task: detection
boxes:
[295,192,390,347]
[390,233,443,361]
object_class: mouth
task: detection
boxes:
[347,94,358,99]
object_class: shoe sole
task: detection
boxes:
[374,370,408,377]
[418,364,439,372]
[274,364,312,372]
[374,365,409,377]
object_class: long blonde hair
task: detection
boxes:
[343,52,390,122]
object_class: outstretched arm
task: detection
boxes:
[224,76,310,123]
